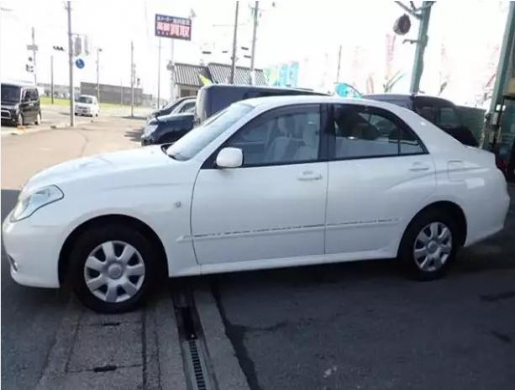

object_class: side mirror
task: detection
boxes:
[216,147,243,169]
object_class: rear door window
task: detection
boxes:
[332,105,426,159]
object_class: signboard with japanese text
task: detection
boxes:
[155,14,192,40]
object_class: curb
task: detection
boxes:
[1,119,96,137]
[194,284,250,390]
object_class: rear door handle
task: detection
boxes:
[298,171,322,181]
[409,162,430,172]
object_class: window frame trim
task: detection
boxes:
[327,103,429,162]
[201,103,330,170]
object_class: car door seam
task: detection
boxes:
[189,165,203,266]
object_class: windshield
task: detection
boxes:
[167,103,254,161]
[1,85,21,104]
[161,98,187,112]
[78,96,94,104]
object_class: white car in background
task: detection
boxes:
[75,95,100,117]
[2,96,510,313]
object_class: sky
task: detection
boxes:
[0,0,510,105]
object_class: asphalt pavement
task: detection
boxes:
[1,115,147,389]
[213,186,515,390]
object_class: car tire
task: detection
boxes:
[69,224,159,313]
[398,209,458,281]
[16,113,24,126]
[35,112,41,125]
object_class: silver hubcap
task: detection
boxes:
[84,241,145,303]
[413,222,452,272]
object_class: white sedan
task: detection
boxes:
[2,96,510,312]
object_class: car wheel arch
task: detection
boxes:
[397,201,468,256]
[58,214,169,285]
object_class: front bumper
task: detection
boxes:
[141,135,156,146]
[1,108,17,124]
[2,212,61,288]
[75,110,91,116]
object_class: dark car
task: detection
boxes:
[1,82,42,126]
[141,112,194,146]
[365,94,479,147]
[141,84,325,146]
[147,96,196,121]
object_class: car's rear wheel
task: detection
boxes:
[70,224,158,313]
[399,209,458,280]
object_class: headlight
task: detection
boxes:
[11,185,64,222]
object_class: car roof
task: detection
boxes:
[239,95,402,111]
[79,94,96,98]
[365,93,455,105]
[2,81,36,88]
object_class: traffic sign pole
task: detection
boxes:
[67,1,75,127]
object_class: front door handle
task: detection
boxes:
[409,162,430,172]
[298,171,322,181]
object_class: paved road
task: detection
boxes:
[214,187,515,390]
[1,118,144,389]
[1,105,151,135]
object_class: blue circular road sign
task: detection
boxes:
[75,58,85,69]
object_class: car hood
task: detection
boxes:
[1,103,19,109]
[144,113,194,137]
[156,112,194,123]
[24,146,171,193]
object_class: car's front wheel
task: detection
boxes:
[16,113,24,126]
[399,209,458,280]
[35,112,41,125]
[70,224,158,313]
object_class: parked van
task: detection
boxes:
[1,82,41,126]
[195,84,325,125]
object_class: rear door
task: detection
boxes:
[325,104,436,257]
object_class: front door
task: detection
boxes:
[191,104,329,266]
[21,89,37,122]
[325,104,436,256]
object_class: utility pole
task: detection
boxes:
[66,1,75,127]
[230,1,240,84]
[157,38,161,107]
[249,1,259,84]
[336,44,342,84]
[130,41,134,118]
[50,55,54,104]
[31,27,37,85]
[409,1,434,94]
[96,48,102,102]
